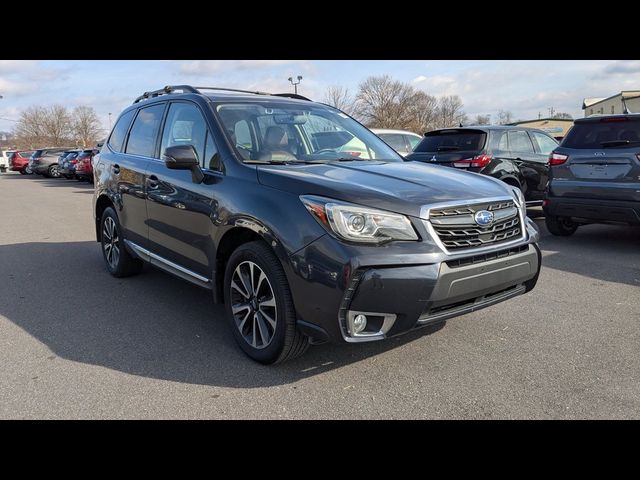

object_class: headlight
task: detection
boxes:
[300,195,418,244]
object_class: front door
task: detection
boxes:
[145,101,222,278]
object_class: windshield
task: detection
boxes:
[414,129,487,153]
[214,101,403,164]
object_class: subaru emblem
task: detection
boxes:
[474,210,494,226]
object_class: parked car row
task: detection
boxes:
[6,148,97,182]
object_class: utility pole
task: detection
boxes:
[538,112,541,120]
[288,75,303,95]
[108,113,112,130]
[548,107,555,118]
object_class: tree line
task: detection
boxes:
[323,75,572,133]
[12,104,104,149]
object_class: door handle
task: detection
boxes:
[112,164,120,175]
[147,174,159,189]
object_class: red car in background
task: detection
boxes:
[74,149,97,183]
[9,151,36,174]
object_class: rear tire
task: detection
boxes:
[224,241,309,364]
[100,207,144,277]
[48,164,61,178]
[545,214,578,236]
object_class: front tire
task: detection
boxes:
[224,241,309,364]
[100,207,144,277]
[545,214,578,236]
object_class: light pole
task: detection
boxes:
[288,75,303,95]
[108,112,112,130]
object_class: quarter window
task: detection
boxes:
[507,130,535,153]
[108,109,135,153]
[126,104,165,158]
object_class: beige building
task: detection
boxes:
[508,118,574,139]
[582,91,640,117]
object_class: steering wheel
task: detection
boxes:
[313,148,338,156]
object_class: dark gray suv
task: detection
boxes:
[544,113,640,235]
[93,85,541,364]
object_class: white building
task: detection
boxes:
[582,91,640,117]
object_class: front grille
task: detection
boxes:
[429,200,522,251]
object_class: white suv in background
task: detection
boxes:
[0,150,16,173]
[371,129,423,156]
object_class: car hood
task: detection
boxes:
[257,160,513,218]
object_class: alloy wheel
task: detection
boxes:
[50,165,60,178]
[102,217,120,270]
[230,261,277,349]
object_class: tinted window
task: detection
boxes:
[561,120,640,149]
[530,131,558,155]
[507,130,535,153]
[415,130,486,153]
[160,102,207,163]
[108,109,135,153]
[32,150,43,158]
[126,104,165,157]
[380,134,408,152]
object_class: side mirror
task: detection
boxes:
[163,145,204,183]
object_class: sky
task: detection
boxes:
[1,59,639,134]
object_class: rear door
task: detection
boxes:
[109,104,165,247]
[406,129,487,165]
[552,117,640,201]
[504,130,547,201]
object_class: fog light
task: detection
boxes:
[353,314,367,334]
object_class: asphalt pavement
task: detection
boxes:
[1,172,639,419]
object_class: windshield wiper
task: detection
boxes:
[243,159,306,165]
[436,146,460,151]
[600,140,640,148]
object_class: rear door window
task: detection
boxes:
[125,104,165,157]
[507,130,535,154]
[405,135,421,151]
[561,120,640,149]
[414,130,487,153]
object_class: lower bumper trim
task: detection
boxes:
[418,284,526,325]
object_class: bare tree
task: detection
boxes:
[436,95,468,128]
[473,114,491,125]
[323,86,357,116]
[552,112,573,120]
[408,91,439,134]
[14,104,73,147]
[497,110,514,125]
[72,106,103,147]
[355,75,420,129]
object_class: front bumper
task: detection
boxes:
[289,233,541,344]
[544,195,640,225]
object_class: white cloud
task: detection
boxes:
[0,60,36,74]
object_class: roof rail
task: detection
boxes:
[133,85,312,104]
[134,85,198,103]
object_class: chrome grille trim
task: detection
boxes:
[421,196,528,256]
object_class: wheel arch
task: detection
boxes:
[214,223,289,304]
[94,194,116,242]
